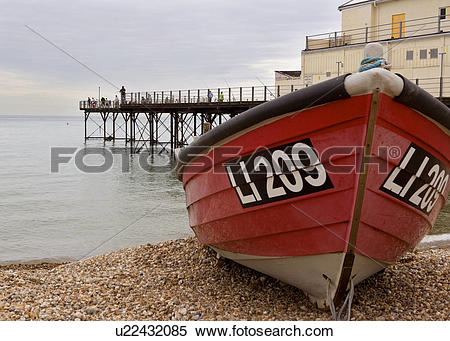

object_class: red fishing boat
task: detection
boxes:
[176,67,450,308]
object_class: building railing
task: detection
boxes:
[414,76,450,98]
[305,15,450,50]
[79,77,450,110]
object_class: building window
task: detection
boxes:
[406,51,414,60]
[430,48,438,59]
[420,49,427,59]
[440,7,447,20]
[326,72,331,77]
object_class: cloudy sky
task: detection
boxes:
[0,0,344,115]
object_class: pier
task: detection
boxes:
[80,79,450,154]
[80,85,277,153]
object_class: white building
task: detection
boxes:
[276,0,450,97]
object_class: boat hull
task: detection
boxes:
[178,71,450,307]
[211,247,387,307]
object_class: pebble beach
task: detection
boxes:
[0,237,448,321]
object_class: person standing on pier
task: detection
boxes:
[87,97,91,107]
[219,92,224,102]
[120,86,126,105]
[208,90,213,102]
[114,95,119,108]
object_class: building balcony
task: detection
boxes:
[305,15,450,51]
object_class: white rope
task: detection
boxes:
[326,277,355,321]
[337,278,355,321]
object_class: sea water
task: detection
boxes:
[0,115,192,264]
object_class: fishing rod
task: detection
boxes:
[256,76,276,99]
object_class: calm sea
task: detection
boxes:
[0,115,192,264]
[0,115,448,264]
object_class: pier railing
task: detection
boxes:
[305,15,450,50]
[79,84,301,109]
[79,77,450,110]
[125,85,293,104]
